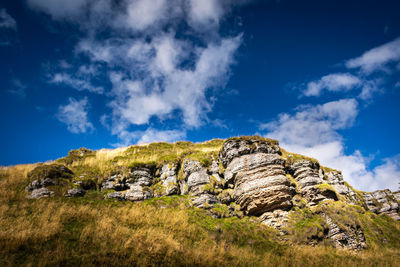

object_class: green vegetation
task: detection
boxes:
[0,138,400,266]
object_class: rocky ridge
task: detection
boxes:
[24,136,400,250]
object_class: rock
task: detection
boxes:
[125,185,151,201]
[325,215,367,250]
[260,210,290,235]
[210,160,220,174]
[191,193,218,209]
[126,168,153,186]
[225,153,294,216]
[326,171,357,203]
[27,188,54,199]
[217,189,235,204]
[107,191,125,200]
[159,163,179,196]
[65,188,86,197]
[289,160,337,204]
[183,160,210,196]
[41,178,56,187]
[362,193,379,213]
[370,190,400,221]
[25,180,42,191]
[393,191,400,202]
[219,136,280,167]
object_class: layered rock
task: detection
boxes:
[225,153,294,216]
[65,188,86,197]
[260,210,290,235]
[325,215,367,250]
[219,137,280,167]
[325,171,357,203]
[27,188,54,199]
[288,160,337,205]
[363,190,400,221]
[158,163,179,196]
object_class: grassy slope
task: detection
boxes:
[0,138,400,266]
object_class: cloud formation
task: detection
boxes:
[0,8,17,30]
[57,97,94,134]
[301,37,400,100]
[29,0,245,143]
[262,98,400,191]
[303,73,361,97]
[346,37,400,74]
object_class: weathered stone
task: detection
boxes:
[65,188,86,197]
[183,160,210,196]
[226,153,294,215]
[27,188,54,199]
[393,191,400,202]
[325,215,367,250]
[289,160,337,204]
[159,163,179,196]
[219,137,280,167]
[260,210,290,235]
[191,193,218,209]
[326,171,357,203]
[107,191,125,200]
[126,168,153,186]
[125,185,151,201]
[217,189,234,204]
[371,190,400,220]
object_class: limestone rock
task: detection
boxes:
[65,188,86,197]
[226,153,294,216]
[183,160,210,196]
[371,190,400,221]
[219,137,280,167]
[125,185,151,201]
[27,188,54,199]
[159,163,179,196]
[325,215,367,250]
[126,168,153,186]
[326,171,357,203]
[106,191,125,200]
[289,160,337,205]
[191,193,218,209]
[260,210,290,235]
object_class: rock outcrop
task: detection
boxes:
[222,139,294,215]
[325,171,357,203]
[325,215,367,250]
[288,160,337,205]
[363,190,400,221]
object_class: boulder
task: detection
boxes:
[65,188,86,197]
[27,188,54,199]
[260,210,290,235]
[125,185,151,201]
[27,164,73,181]
[225,153,294,216]
[126,168,153,186]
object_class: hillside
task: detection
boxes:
[1,136,399,266]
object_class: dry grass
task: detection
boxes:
[1,165,400,266]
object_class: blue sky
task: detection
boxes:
[1,0,399,191]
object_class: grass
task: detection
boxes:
[1,137,400,266]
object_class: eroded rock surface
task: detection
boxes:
[65,188,86,197]
[288,160,337,205]
[27,188,54,199]
[325,215,367,250]
[159,163,179,196]
[325,171,357,203]
[225,153,294,215]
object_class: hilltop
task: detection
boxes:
[1,136,399,266]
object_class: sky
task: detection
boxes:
[1,0,400,192]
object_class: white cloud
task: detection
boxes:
[57,97,94,134]
[303,73,361,97]
[49,69,103,94]
[346,37,400,74]
[0,8,17,30]
[262,98,400,191]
